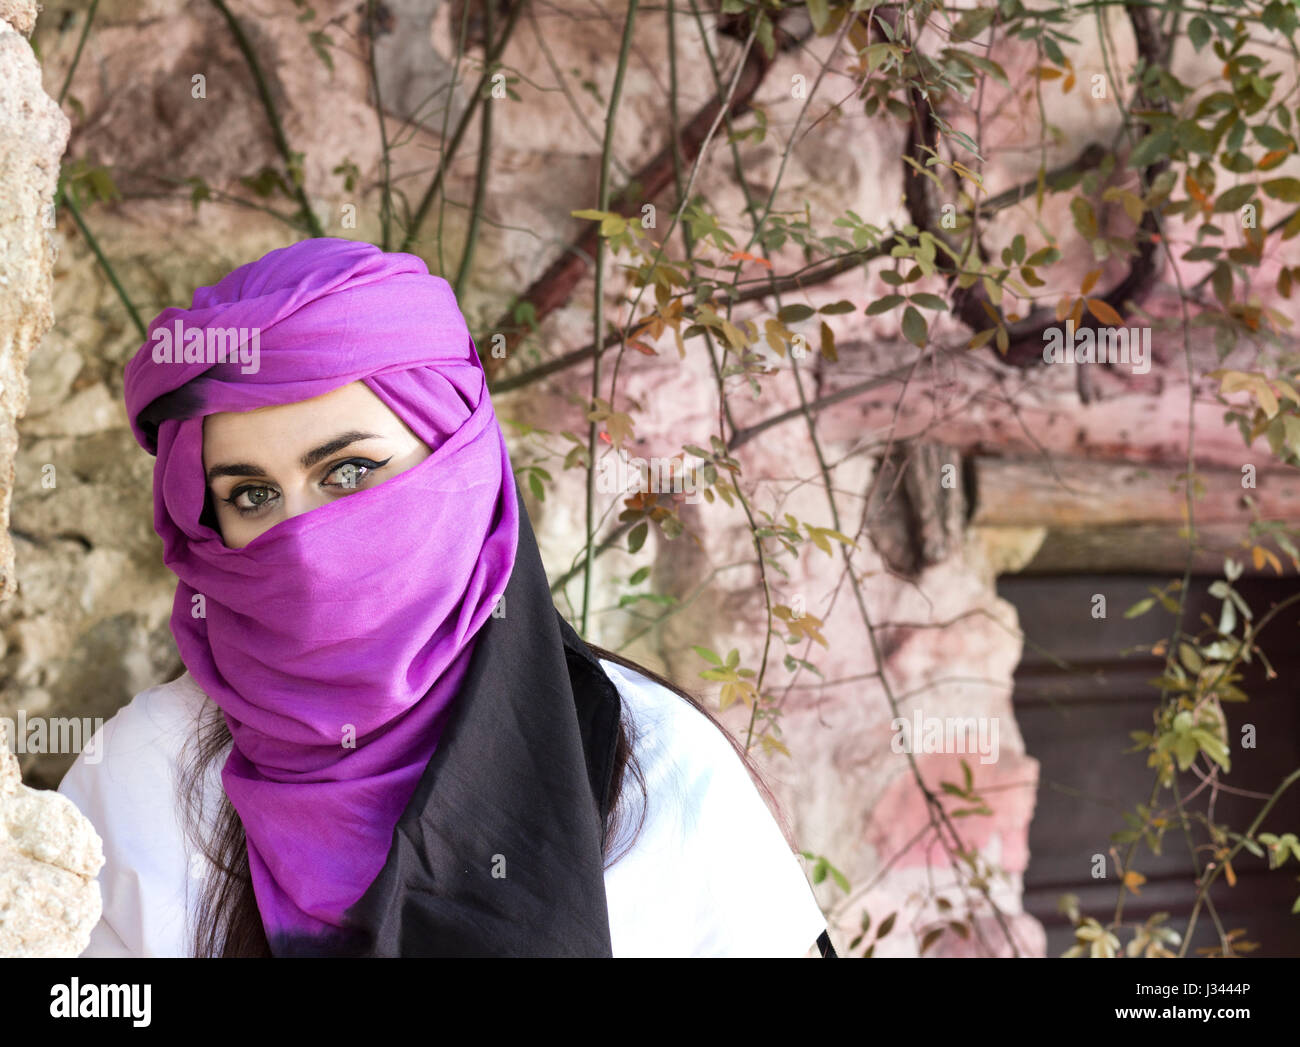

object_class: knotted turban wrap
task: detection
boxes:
[122,237,621,956]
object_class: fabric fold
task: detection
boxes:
[275,482,621,957]
[118,237,621,951]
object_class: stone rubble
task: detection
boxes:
[1,0,103,958]
[0,721,104,957]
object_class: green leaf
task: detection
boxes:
[691,645,723,666]
[806,0,829,34]
[951,6,995,42]
[1188,16,1211,52]
[1191,730,1230,771]
[309,29,334,72]
[1262,1,1292,31]
[1129,128,1173,169]
[875,911,897,939]
[1214,183,1256,213]
[1212,261,1233,307]
[1124,597,1157,618]
[865,294,905,315]
[1070,196,1098,238]
[1222,148,1253,171]
[1238,836,1265,858]
[1263,178,1300,202]
[951,49,1009,87]
[1251,124,1293,150]
[1026,246,1062,267]
[628,520,648,554]
[778,303,816,323]
[908,293,949,311]
[819,321,837,362]
[1226,117,1247,153]
[1175,119,1216,157]
[187,176,212,212]
[863,42,899,74]
[901,305,928,347]
[754,11,775,59]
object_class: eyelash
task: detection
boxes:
[221,457,393,517]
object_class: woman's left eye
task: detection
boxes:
[323,457,391,490]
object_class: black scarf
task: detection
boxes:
[269,486,623,957]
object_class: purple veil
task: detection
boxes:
[122,237,519,944]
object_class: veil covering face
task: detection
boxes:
[123,237,521,945]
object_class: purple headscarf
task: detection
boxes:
[122,237,519,944]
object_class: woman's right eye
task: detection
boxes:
[223,485,279,515]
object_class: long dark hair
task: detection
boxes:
[145,385,794,957]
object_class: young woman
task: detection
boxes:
[56,237,834,958]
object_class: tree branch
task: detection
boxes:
[209,0,326,238]
[481,14,801,381]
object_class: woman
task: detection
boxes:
[56,237,833,958]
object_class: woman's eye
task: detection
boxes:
[323,457,391,490]
[224,486,278,515]
[217,457,393,517]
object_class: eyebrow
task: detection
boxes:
[205,430,384,484]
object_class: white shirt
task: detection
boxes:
[56,658,826,957]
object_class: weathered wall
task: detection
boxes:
[1,720,104,957]
[0,0,103,958]
[0,0,67,600]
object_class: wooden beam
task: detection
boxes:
[969,457,1300,575]
[971,457,1300,527]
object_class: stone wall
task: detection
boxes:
[0,0,102,958]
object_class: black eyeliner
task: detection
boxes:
[218,456,395,516]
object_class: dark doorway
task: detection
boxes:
[998,573,1300,958]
